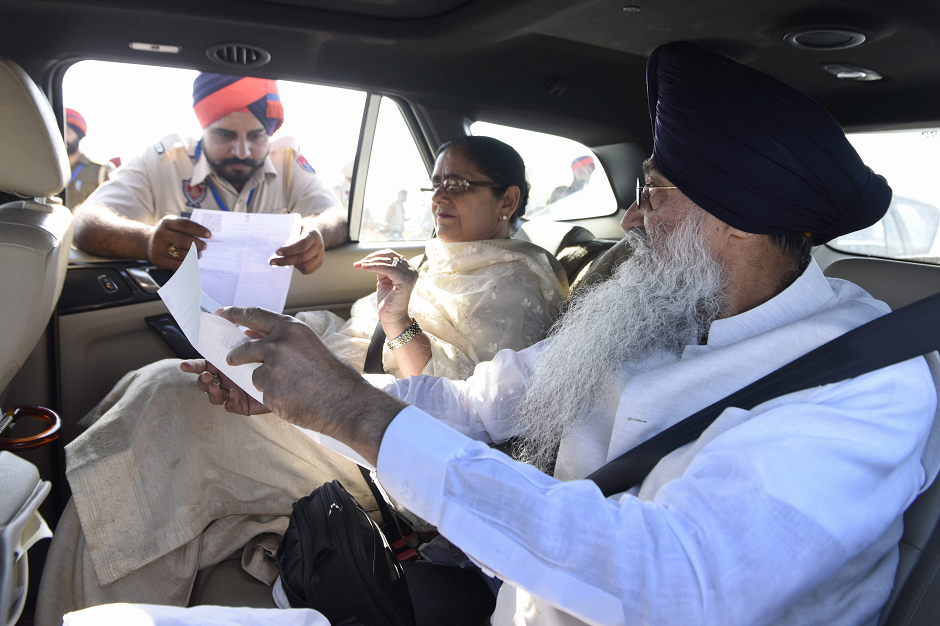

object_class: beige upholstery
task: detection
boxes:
[824,257,940,311]
[513,220,595,256]
[0,57,73,392]
[0,58,69,197]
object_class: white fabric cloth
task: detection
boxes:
[63,603,329,626]
[84,134,339,224]
[372,259,940,626]
[297,238,568,380]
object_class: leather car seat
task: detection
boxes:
[512,219,617,287]
[0,57,73,394]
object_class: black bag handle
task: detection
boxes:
[587,290,940,497]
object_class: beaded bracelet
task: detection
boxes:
[387,317,422,350]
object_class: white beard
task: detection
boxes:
[513,211,728,475]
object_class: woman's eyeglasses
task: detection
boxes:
[636,178,678,207]
[421,178,503,196]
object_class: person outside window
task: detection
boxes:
[71,73,346,274]
[63,108,113,210]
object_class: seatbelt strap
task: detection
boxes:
[586,289,940,497]
[363,254,427,375]
[363,322,387,375]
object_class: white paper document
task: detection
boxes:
[157,244,374,470]
[190,209,302,313]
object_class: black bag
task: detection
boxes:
[275,479,416,626]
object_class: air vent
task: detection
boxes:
[206,44,271,68]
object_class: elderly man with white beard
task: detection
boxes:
[188,41,938,626]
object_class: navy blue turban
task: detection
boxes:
[647,41,891,245]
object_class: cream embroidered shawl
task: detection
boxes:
[296,238,569,380]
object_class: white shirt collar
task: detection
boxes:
[705,259,835,349]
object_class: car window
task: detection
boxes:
[358,97,433,242]
[829,129,940,263]
[470,121,617,222]
[63,60,366,210]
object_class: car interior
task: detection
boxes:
[3,0,940,624]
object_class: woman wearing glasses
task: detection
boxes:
[37,136,569,622]
[291,135,567,382]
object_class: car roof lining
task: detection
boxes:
[2,0,940,147]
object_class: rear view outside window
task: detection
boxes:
[470,122,617,221]
[829,130,940,263]
[63,61,365,210]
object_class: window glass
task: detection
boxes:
[359,97,433,242]
[63,60,365,209]
[470,121,617,221]
[829,130,940,262]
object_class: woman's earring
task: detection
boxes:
[501,215,508,220]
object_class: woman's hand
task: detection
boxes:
[180,358,271,416]
[353,249,419,336]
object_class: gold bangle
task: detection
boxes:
[387,317,421,350]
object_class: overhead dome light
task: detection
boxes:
[821,63,882,81]
[784,29,866,50]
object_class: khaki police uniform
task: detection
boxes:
[83,133,339,224]
[66,153,113,210]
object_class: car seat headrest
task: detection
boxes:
[0,58,69,198]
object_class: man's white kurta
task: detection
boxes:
[371,260,940,626]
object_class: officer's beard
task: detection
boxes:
[206,152,267,186]
[66,140,80,156]
[512,208,728,476]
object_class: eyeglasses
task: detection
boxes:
[636,178,678,208]
[421,178,503,196]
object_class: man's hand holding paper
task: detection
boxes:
[218,306,405,469]
[159,243,382,469]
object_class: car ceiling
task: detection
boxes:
[2,0,939,148]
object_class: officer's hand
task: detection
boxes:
[148,216,211,270]
[271,226,324,275]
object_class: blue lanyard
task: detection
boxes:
[206,181,254,212]
[69,163,85,186]
[194,140,254,212]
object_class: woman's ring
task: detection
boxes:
[392,256,401,268]
[168,244,181,259]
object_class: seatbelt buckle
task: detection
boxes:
[391,532,418,553]
[395,547,419,561]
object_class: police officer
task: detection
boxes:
[64,108,114,210]
[72,73,346,274]
[548,155,596,205]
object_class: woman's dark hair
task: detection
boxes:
[437,136,530,224]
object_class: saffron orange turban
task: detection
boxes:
[192,73,284,136]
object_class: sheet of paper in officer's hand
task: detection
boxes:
[190,209,302,313]
[156,243,375,470]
